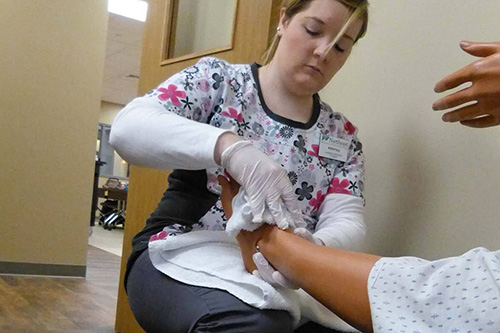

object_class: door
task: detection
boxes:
[115,0,281,331]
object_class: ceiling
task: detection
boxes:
[101,12,145,106]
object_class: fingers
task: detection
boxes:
[460,115,500,128]
[253,252,276,283]
[460,40,500,58]
[267,199,289,230]
[253,253,298,289]
[280,185,304,225]
[441,103,482,123]
[294,227,315,243]
[272,271,299,290]
[434,41,500,93]
[433,87,475,111]
[434,63,473,93]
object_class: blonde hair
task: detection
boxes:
[262,0,369,64]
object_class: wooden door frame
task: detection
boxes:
[115,1,281,331]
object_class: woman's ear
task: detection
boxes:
[277,7,289,36]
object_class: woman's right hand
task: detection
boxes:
[218,137,302,228]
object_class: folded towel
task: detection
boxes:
[149,231,357,331]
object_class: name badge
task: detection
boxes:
[318,134,351,162]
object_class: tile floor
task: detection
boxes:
[88,225,124,257]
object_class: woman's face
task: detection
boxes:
[274,0,363,96]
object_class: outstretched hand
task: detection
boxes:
[433,41,500,128]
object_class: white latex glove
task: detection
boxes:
[294,227,324,245]
[252,252,299,289]
[251,228,323,289]
[221,140,302,228]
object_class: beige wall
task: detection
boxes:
[321,0,500,259]
[0,1,107,266]
[100,101,124,125]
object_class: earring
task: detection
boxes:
[277,27,280,32]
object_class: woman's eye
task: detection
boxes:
[334,44,345,53]
[305,27,320,36]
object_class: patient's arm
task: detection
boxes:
[219,176,379,332]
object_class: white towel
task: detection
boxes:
[225,189,307,237]
[148,190,358,331]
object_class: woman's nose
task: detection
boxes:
[313,41,330,61]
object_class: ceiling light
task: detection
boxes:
[108,0,148,22]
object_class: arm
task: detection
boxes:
[314,137,366,249]
[220,176,379,332]
[110,58,239,170]
[242,225,379,333]
[433,40,500,128]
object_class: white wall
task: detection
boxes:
[321,0,500,259]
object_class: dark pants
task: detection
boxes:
[127,250,294,333]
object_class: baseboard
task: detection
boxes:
[0,261,86,277]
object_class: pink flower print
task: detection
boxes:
[328,177,351,194]
[197,79,210,92]
[307,144,319,157]
[221,107,243,123]
[150,230,168,242]
[309,190,326,212]
[344,121,356,135]
[157,84,186,106]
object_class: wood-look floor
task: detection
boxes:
[0,245,120,332]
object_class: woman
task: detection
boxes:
[224,41,500,333]
[111,0,369,331]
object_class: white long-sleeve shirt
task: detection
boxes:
[111,57,366,250]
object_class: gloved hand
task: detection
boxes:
[221,140,302,228]
[293,227,324,245]
[252,252,299,289]
[252,228,323,289]
[433,40,500,128]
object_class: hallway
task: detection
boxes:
[0,245,120,332]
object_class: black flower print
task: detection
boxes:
[238,98,247,110]
[339,166,349,177]
[279,126,294,139]
[293,135,307,154]
[212,73,224,89]
[209,59,221,69]
[252,122,264,136]
[183,80,194,91]
[229,78,241,92]
[348,180,358,191]
[242,72,251,82]
[179,225,194,233]
[181,96,194,110]
[353,140,363,153]
[288,171,298,185]
[295,181,313,201]
[239,120,251,130]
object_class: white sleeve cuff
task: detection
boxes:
[313,194,366,250]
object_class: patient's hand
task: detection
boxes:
[218,175,259,272]
[433,40,500,128]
